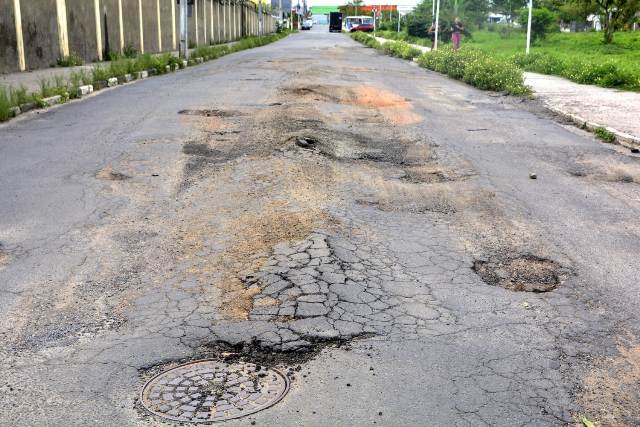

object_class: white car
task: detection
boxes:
[301,19,313,30]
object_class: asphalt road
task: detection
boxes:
[1,27,639,426]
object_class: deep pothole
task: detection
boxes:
[140,359,289,423]
[472,254,566,293]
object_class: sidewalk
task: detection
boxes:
[0,63,98,93]
[524,72,640,146]
[0,43,238,94]
[373,36,640,147]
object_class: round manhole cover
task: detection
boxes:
[140,360,289,423]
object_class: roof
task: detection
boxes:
[310,5,340,13]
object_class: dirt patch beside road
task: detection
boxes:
[578,334,640,427]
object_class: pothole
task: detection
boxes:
[96,165,130,181]
[293,136,318,149]
[400,170,451,184]
[178,109,241,118]
[140,360,289,423]
[183,143,223,158]
[473,255,565,292]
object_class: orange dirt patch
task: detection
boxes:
[351,86,411,109]
[96,165,130,181]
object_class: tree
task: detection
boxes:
[491,0,528,23]
[575,0,640,43]
[406,0,488,39]
[518,7,559,43]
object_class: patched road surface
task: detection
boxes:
[1,28,640,426]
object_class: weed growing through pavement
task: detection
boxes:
[594,127,616,143]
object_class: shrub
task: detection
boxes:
[383,41,422,59]
[123,44,138,58]
[463,54,529,94]
[512,52,566,74]
[92,66,112,82]
[418,47,530,95]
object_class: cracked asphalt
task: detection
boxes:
[1,27,640,426]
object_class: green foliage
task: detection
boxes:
[352,32,529,95]
[594,127,616,143]
[574,0,640,43]
[0,85,35,121]
[382,41,422,59]
[512,52,565,74]
[518,8,559,43]
[462,52,529,94]
[123,44,138,58]
[580,415,596,427]
[37,77,68,98]
[57,53,84,67]
[418,47,530,95]
[92,66,112,82]
[467,30,640,91]
[351,31,382,49]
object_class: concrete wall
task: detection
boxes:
[1,0,275,74]
[0,0,19,73]
[66,0,99,62]
[20,0,59,71]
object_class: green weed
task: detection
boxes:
[594,127,616,143]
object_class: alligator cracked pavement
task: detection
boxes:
[1,28,640,426]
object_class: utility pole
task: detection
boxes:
[180,0,189,59]
[525,0,533,54]
[258,0,263,35]
[434,0,440,50]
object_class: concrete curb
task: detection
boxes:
[544,104,640,149]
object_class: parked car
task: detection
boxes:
[345,16,374,32]
[301,19,313,30]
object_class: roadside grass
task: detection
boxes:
[351,32,530,96]
[0,31,293,123]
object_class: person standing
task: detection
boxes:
[427,22,436,50]
[451,17,464,50]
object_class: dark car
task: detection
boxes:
[329,12,343,32]
[351,23,374,32]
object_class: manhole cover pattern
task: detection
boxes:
[140,360,289,423]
